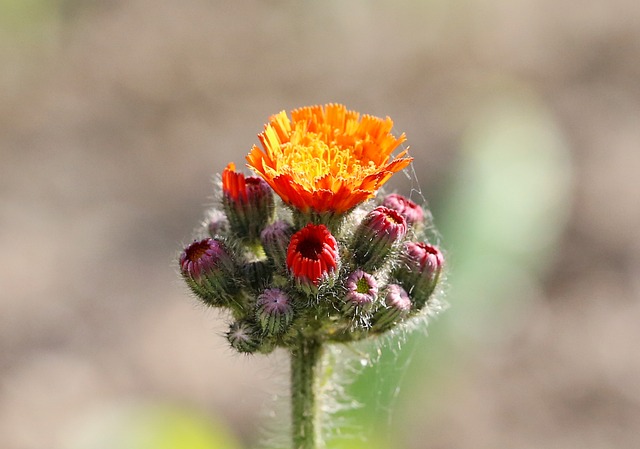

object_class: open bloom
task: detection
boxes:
[246,104,412,214]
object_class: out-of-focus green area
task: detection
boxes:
[1,1,638,449]
[336,87,572,449]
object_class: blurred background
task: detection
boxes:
[1,0,639,448]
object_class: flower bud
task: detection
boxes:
[261,220,294,270]
[286,223,339,294]
[351,206,407,271]
[179,238,237,305]
[396,242,443,309]
[242,259,273,292]
[256,288,294,335]
[226,320,261,354]
[342,269,378,314]
[205,209,229,237]
[382,193,424,227]
[371,284,412,331]
[222,162,274,241]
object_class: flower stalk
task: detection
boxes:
[178,104,445,449]
[291,337,322,449]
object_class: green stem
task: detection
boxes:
[291,338,323,449]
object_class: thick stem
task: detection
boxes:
[291,338,323,449]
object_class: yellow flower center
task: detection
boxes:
[272,138,378,191]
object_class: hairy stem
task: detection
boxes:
[291,338,323,449]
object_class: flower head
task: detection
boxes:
[246,104,412,215]
[286,223,339,291]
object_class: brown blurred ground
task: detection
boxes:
[1,1,639,448]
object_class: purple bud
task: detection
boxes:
[384,284,412,310]
[256,288,294,335]
[260,220,294,270]
[226,320,261,354]
[352,206,407,271]
[179,238,237,305]
[372,284,412,331]
[382,193,424,226]
[206,209,229,237]
[343,269,378,314]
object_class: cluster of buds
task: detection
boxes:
[180,181,443,353]
[179,104,444,354]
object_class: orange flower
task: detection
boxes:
[222,163,249,203]
[246,104,412,214]
[221,162,275,241]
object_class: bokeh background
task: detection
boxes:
[2,0,639,448]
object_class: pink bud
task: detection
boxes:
[382,193,424,226]
[352,206,407,271]
[343,269,378,313]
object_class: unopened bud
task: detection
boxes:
[179,238,237,305]
[243,259,273,292]
[396,242,443,309]
[286,223,339,294]
[372,284,411,331]
[205,209,229,238]
[222,163,274,241]
[226,320,261,353]
[352,206,407,271]
[261,220,294,270]
[256,288,294,335]
[382,193,424,227]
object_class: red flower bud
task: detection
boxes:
[286,223,339,292]
[222,162,274,241]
